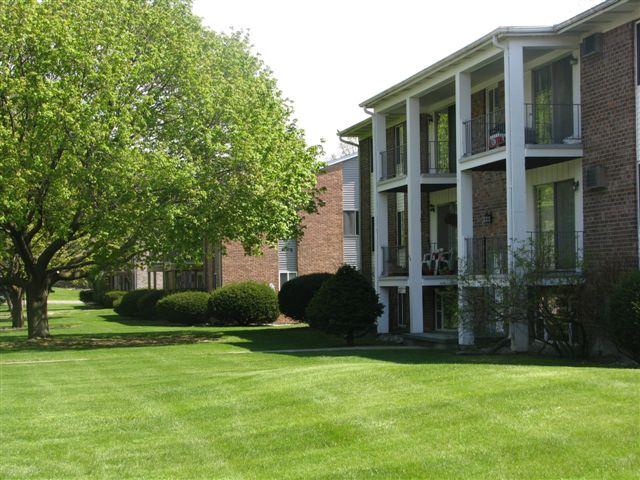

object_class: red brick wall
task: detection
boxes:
[472,171,507,238]
[220,164,345,287]
[422,286,435,332]
[581,21,638,266]
[359,137,373,280]
[221,242,279,288]
[297,164,344,275]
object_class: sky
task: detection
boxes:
[192,0,602,159]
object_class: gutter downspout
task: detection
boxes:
[337,132,359,148]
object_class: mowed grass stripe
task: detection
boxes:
[1,307,638,479]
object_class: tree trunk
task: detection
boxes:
[26,281,50,339]
[7,286,24,329]
[346,330,355,346]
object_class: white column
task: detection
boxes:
[504,41,529,352]
[455,71,475,346]
[504,41,528,260]
[571,51,581,139]
[373,112,389,333]
[406,97,423,333]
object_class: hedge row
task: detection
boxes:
[79,290,127,308]
[107,281,280,326]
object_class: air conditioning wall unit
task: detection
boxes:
[585,165,607,190]
[581,33,603,57]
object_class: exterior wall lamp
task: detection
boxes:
[483,211,493,225]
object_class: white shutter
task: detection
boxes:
[343,237,360,269]
[278,240,297,272]
[342,158,359,211]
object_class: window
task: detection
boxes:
[279,271,297,289]
[534,180,576,270]
[435,291,457,330]
[397,292,407,328]
[636,22,640,86]
[371,216,375,252]
[343,211,360,236]
[397,211,404,246]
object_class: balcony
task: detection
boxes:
[525,104,581,145]
[464,236,508,276]
[382,245,408,277]
[528,230,582,273]
[422,242,457,276]
[463,104,582,157]
[421,140,455,175]
[380,144,407,181]
[463,109,506,157]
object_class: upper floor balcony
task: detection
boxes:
[462,231,582,277]
[379,139,457,191]
[380,144,407,181]
[463,103,581,158]
[422,242,457,277]
[381,245,408,277]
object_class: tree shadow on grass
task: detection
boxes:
[1,313,631,369]
[0,314,222,353]
[214,327,631,369]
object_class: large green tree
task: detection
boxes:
[0,0,322,338]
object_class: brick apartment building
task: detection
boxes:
[107,153,360,292]
[339,0,640,349]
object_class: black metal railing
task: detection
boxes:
[463,109,506,156]
[528,231,582,272]
[422,242,458,276]
[464,236,508,275]
[382,245,408,276]
[421,140,455,174]
[380,144,407,181]
[525,104,581,145]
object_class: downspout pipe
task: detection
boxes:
[337,132,359,148]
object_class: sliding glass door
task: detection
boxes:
[535,180,576,270]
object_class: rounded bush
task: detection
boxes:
[79,290,94,304]
[114,289,152,316]
[155,291,210,324]
[306,265,383,345]
[136,290,168,319]
[101,290,127,308]
[608,270,640,362]
[208,281,279,325]
[278,273,333,321]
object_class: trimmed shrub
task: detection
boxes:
[114,289,152,316]
[208,281,279,325]
[608,270,640,362]
[155,291,210,324]
[79,290,94,304]
[278,273,333,321]
[306,265,383,345]
[100,290,127,308]
[136,290,168,319]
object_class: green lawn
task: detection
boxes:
[1,306,638,479]
[47,287,82,301]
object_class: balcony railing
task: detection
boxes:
[528,231,582,272]
[382,245,408,276]
[464,236,508,275]
[380,144,407,181]
[525,104,581,145]
[421,140,455,175]
[463,104,582,157]
[422,242,457,276]
[463,109,506,156]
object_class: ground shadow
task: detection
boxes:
[1,313,632,369]
[203,326,631,369]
